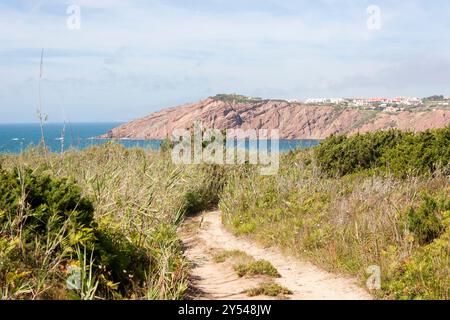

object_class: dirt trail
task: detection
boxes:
[180,210,372,300]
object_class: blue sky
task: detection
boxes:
[1,0,450,123]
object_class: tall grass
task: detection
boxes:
[1,127,448,300]
[219,148,450,300]
[0,144,224,299]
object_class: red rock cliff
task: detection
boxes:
[100,96,450,140]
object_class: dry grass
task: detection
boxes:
[245,281,292,297]
[1,140,448,300]
[234,260,280,278]
[213,249,280,278]
[0,144,225,300]
[219,149,450,299]
[213,250,251,263]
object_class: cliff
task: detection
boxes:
[101,95,450,140]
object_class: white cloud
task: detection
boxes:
[0,0,449,122]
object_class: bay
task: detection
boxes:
[0,123,319,154]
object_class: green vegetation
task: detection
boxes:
[383,224,449,300]
[348,110,379,131]
[234,260,280,278]
[245,281,292,297]
[0,144,225,299]
[213,250,280,278]
[212,94,263,103]
[315,127,450,177]
[220,127,450,300]
[213,250,251,263]
[407,194,449,245]
[424,95,445,101]
[1,126,449,300]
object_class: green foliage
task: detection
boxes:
[315,130,405,176]
[93,227,151,296]
[234,222,257,235]
[213,250,250,263]
[383,193,450,299]
[0,167,95,248]
[1,144,229,299]
[245,281,292,297]
[0,167,157,299]
[0,167,94,235]
[424,95,444,101]
[0,167,97,299]
[220,146,450,300]
[315,127,450,177]
[407,194,449,245]
[145,224,189,300]
[234,260,280,278]
[212,248,280,278]
[384,228,450,300]
[212,94,262,103]
[159,138,174,153]
[182,165,227,215]
[382,128,450,176]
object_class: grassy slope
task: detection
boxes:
[1,127,449,300]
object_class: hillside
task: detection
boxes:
[1,128,448,300]
[101,94,450,140]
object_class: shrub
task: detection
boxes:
[182,164,227,215]
[245,281,292,297]
[315,126,450,177]
[384,228,450,300]
[234,260,280,278]
[0,167,152,299]
[382,128,450,176]
[0,145,196,300]
[407,194,449,245]
[315,129,407,176]
[0,167,95,244]
[220,145,450,300]
[93,227,151,296]
[213,250,251,263]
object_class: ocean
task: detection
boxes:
[0,123,319,154]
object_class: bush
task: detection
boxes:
[0,167,95,243]
[245,281,292,297]
[220,146,450,300]
[0,145,196,300]
[315,127,450,177]
[407,194,449,245]
[315,130,407,176]
[382,128,450,176]
[234,259,280,278]
[0,167,152,299]
[384,228,450,300]
[182,164,227,215]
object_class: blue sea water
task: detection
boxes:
[0,123,319,154]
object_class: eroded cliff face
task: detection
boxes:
[101,97,450,140]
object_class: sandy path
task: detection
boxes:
[180,210,372,300]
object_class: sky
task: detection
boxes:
[1,0,450,123]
